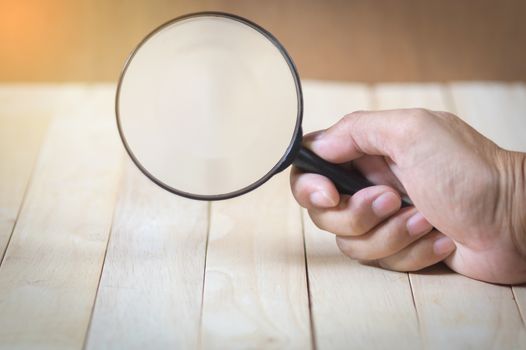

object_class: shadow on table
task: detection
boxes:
[305,248,457,277]
[410,263,457,276]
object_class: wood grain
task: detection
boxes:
[449,83,526,152]
[0,83,525,349]
[0,86,122,349]
[200,173,311,349]
[0,84,92,261]
[449,82,526,332]
[374,83,526,349]
[85,160,209,350]
[302,82,421,349]
[0,85,79,264]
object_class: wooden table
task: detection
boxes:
[0,81,525,349]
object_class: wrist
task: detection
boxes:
[501,150,526,258]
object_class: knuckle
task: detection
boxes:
[339,115,353,131]
[381,238,401,258]
[379,258,407,272]
[292,175,319,208]
[382,216,410,252]
[308,212,323,229]
[290,187,307,208]
[391,108,435,151]
[345,193,376,235]
[434,110,457,121]
[343,110,364,119]
[403,108,433,131]
[340,112,363,129]
[289,182,301,200]
[380,253,419,272]
[308,210,329,232]
[377,259,394,271]
[346,214,367,236]
[407,107,432,117]
[397,260,420,272]
[336,237,363,259]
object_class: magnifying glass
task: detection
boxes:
[116,12,409,204]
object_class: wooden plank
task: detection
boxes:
[200,172,311,349]
[0,85,83,263]
[302,81,421,349]
[450,82,526,333]
[0,86,122,350]
[85,160,209,350]
[449,82,526,152]
[375,83,526,349]
[0,84,83,115]
[373,83,447,111]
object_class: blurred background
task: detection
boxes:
[1,0,525,83]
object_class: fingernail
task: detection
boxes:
[372,192,400,217]
[433,236,456,255]
[310,190,337,208]
[406,212,433,236]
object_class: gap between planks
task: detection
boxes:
[300,208,317,350]
[375,82,526,349]
[1,83,525,349]
[199,172,312,349]
[448,82,526,334]
[84,159,209,349]
[82,156,124,350]
[0,85,123,350]
[302,81,421,350]
[197,202,213,350]
[370,83,423,342]
[0,86,86,267]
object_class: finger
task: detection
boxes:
[290,166,339,209]
[352,155,406,194]
[377,231,456,272]
[335,209,433,260]
[305,109,434,164]
[308,185,401,236]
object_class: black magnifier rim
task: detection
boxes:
[115,11,303,201]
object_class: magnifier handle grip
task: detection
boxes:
[294,146,411,208]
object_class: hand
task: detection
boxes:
[290,109,526,284]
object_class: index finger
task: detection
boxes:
[305,109,431,164]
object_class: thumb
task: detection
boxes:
[305,110,418,164]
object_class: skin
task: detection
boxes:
[290,109,526,284]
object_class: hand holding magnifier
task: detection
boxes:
[116,12,411,206]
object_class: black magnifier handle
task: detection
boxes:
[294,146,412,208]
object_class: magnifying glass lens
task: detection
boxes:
[117,14,300,199]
